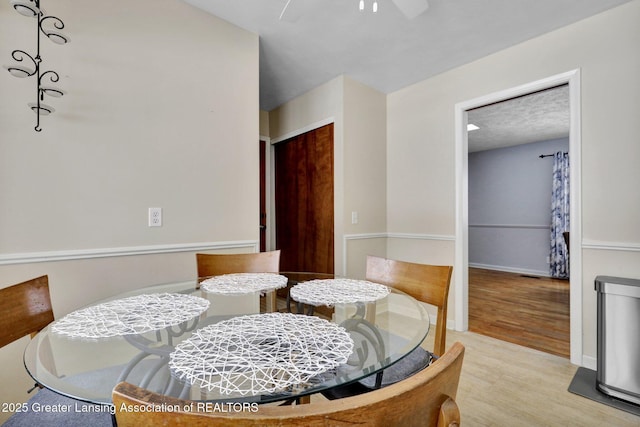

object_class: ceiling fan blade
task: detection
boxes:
[279,0,307,22]
[279,0,293,20]
[391,0,429,19]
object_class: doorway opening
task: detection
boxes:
[454,70,583,365]
[465,85,571,357]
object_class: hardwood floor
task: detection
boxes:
[468,267,570,358]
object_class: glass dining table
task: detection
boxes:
[24,272,430,406]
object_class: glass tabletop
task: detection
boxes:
[24,274,430,405]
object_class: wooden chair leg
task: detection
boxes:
[266,290,277,312]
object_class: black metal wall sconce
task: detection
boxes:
[4,0,69,132]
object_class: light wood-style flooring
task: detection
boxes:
[440,330,639,426]
[468,267,570,358]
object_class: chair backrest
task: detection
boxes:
[0,275,54,348]
[196,250,281,279]
[113,341,465,427]
[365,255,453,356]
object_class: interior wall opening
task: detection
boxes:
[454,70,582,365]
[466,85,571,357]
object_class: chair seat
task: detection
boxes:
[322,346,436,400]
[2,388,113,427]
[360,345,436,388]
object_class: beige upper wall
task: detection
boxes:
[343,78,387,234]
[260,109,270,137]
[269,76,344,138]
[343,78,387,277]
[388,0,640,242]
[0,0,259,254]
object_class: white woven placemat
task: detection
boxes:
[290,279,390,306]
[51,293,210,339]
[200,272,288,295]
[169,312,354,395]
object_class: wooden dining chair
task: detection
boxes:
[366,255,453,357]
[112,341,465,427]
[196,250,281,312]
[323,256,453,399]
[196,250,281,279]
[1,275,113,426]
[0,275,54,349]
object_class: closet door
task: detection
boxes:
[274,123,334,274]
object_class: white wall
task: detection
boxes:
[468,138,570,276]
[387,0,640,362]
[0,0,259,419]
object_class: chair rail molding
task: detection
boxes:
[582,240,640,252]
[342,232,455,275]
[469,224,550,230]
[343,231,455,245]
[0,240,259,266]
[386,232,456,241]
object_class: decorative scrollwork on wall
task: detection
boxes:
[4,0,69,132]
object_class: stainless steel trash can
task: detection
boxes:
[595,275,640,405]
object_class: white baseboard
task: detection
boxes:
[582,355,597,370]
[469,262,550,278]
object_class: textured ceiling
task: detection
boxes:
[184,0,631,112]
[467,85,570,152]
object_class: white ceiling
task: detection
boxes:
[183,0,629,149]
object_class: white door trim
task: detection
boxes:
[454,69,583,366]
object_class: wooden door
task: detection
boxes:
[274,124,334,273]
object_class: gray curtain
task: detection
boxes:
[550,151,570,278]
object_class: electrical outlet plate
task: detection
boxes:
[148,207,162,227]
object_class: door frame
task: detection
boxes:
[454,69,583,366]
[260,136,272,252]
[259,138,269,252]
